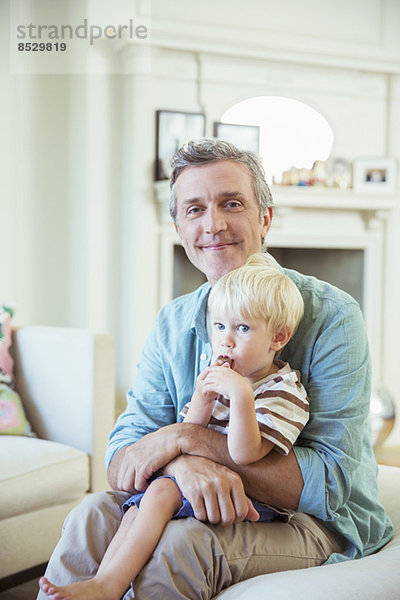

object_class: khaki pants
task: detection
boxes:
[37,490,346,600]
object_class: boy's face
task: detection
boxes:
[210,310,282,384]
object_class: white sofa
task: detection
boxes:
[216,463,400,600]
[0,326,115,582]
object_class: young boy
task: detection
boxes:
[39,253,309,600]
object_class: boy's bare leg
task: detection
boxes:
[38,478,184,600]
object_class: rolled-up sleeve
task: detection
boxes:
[105,321,178,469]
[105,284,211,471]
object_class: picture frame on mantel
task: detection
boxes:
[353,157,397,194]
[155,110,206,181]
[213,122,260,153]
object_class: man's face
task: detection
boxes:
[174,160,272,285]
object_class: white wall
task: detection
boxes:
[0,24,70,326]
[383,74,400,444]
[1,0,400,434]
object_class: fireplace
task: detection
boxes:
[173,244,364,309]
[268,247,364,310]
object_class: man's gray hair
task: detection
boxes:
[169,138,274,224]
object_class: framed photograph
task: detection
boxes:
[353,157,397,194]
[156,110,205,180]
[213,122,260,153]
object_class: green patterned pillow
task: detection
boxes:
[0,384,34,436]
[0,304,14,387]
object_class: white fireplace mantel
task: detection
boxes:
[154,180,398,381]
[266,187,397,243]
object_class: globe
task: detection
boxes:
[370,384,396,448]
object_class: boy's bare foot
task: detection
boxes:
[38,576,122,600]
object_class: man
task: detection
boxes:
[38,139,392,600]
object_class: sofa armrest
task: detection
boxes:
[12,326,115,492]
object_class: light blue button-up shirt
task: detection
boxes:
[106,267,393,564]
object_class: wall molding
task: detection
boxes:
[119,15,400,75]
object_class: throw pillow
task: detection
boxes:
[0,384,34,436]
[0,304,14,387]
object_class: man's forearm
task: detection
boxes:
[177,423,303,509]
[106,422,304,508]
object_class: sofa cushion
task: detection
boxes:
[0,436,90,519]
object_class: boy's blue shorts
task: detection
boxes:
[122,475,279,523]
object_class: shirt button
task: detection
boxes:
[200,353,207,361]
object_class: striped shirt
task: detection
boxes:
[181,360,309,455]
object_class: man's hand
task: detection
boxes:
[177,423,304,509]
[164,454,259,525]
[108,424,183,492]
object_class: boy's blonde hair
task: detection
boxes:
[208,253,304,336]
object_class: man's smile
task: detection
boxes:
[199,240,240,251]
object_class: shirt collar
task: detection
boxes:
[190,283,211,343]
